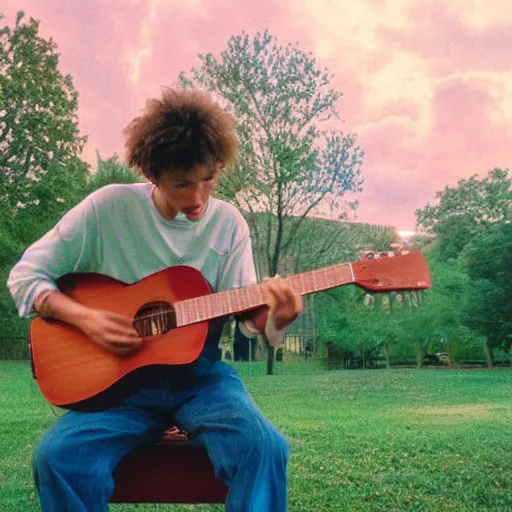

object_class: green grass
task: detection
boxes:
[1,361,511,511]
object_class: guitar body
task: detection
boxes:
[29,266,211,408]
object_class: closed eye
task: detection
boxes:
[174,175,216,189]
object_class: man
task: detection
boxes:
[7,88,303,511]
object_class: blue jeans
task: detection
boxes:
[33,361,289,511]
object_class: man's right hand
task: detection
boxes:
[35,290,144,357]
[78,309,145,356]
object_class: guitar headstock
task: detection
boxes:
[352,249,431,292]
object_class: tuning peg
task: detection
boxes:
[360,251,375,260]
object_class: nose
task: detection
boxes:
[185,184,203,207]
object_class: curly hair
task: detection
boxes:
[123,88,238,181]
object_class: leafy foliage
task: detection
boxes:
[314,248,475,367]
[415,168,512,260]
[0,11,92,348]
[247,214,398,278]
[0,11,88,212]
[86,152,143,194]
[180,30,364,277]
[462,223,512,354]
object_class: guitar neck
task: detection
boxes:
[174,262,354,327]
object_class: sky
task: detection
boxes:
[3,0,511,231]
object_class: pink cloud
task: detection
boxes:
[3,0,311,164]
[377,2,512,75]
[3,0,147,162]
[351,74,511,229]
[354,119,431,228]
[319,1,512,229]
[425,76,511,182]
[2,0,510,231]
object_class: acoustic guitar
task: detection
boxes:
[29,249,431,408]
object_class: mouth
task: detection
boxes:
[183,206,204,219]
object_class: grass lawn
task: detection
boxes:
[0,360,511,511]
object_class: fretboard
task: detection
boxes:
[174,262,354,327]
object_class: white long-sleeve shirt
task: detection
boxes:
[7,183,283,353]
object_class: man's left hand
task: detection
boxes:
[260,275,303,331]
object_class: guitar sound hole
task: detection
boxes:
[133,301,176,337]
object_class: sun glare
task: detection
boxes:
[398,230,415,237]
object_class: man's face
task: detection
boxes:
[153,164,219,221]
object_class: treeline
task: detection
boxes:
[312,168,512,369]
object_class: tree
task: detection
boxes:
[180,31,364,373]
[315,285,363,365]
[415,168,512,260]
[0,11,88,211]
[380,249,470,369]
[87,152,143,194]
[313,235,402,369]
[315,247,472,371]
[0,11,91,351]
[462,223,512,365]
[244,214,397,282]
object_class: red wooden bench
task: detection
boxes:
[110,427,228,504]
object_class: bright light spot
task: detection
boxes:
[398,230,415,237]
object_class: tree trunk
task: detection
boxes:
[266,345,275,375]
[383,344,391,369]
[266,180,284,376]
[484,341,494,369]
